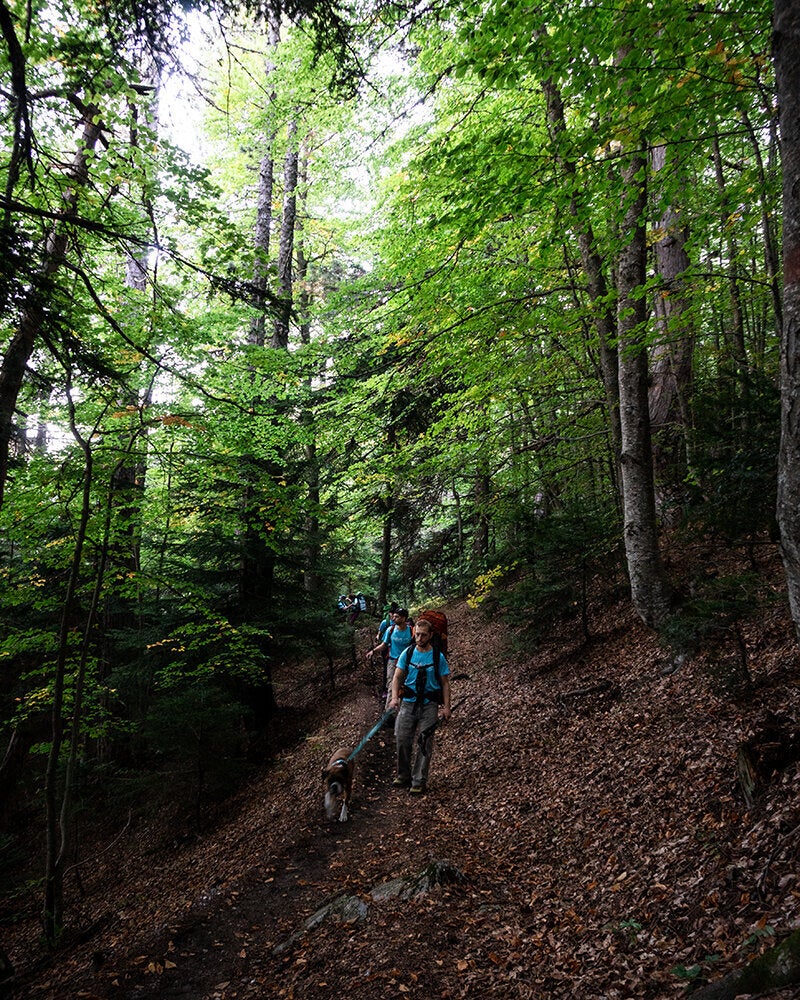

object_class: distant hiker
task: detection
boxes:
[376,601,399,643]
[337,595,350,615]
[347,594,367,625]
[367,607,413,706]
[389,618,451,794]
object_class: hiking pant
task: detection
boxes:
[395,701,439,788]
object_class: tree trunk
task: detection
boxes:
[616,153,672,629]
[0,105,104,510]
[775,0,800,641]
[690,924,800,999]
[740,104,783,338]
[541,75,621,467]
[649,143,694,433]
[249,11,281,347]
[472,469,491,565]
[378,498,392,610]
[296,148,321,595]
[711,130,748,383]
[43,383,101,946]
[271,120,299,350]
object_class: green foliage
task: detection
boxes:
[482,501,622,641]
[671,953,721,985]
[685,371,780,541]
[660,572,772,697]
[141,678,249,825]
[147,616,270,689]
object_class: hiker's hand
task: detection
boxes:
[440,706,451,723]
[388,695,399,710]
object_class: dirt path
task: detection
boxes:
[107,720,400,999]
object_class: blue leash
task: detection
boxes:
[347,710,393,761]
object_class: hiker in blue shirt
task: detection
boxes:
[376,601,398,644]
[388,618,451,794]
[367,607,413,705]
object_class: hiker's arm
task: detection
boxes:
[440,675,451,720]
[367,641,387,661]
[389,667,404,709]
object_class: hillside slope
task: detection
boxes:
[5,566,800,1000]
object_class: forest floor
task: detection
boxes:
[4,545,800,1000]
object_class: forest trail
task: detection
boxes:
[5,584,800,1000]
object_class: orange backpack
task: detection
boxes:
[417,609,448,656]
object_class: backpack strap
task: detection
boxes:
[400,644,443,705]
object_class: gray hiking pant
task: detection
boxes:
[395,701,439,788]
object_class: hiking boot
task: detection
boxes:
[409,784,426,795]
[392,777,410,788]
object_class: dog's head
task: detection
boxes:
[323,751,353,820]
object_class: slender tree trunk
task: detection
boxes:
[378,499,392,610]
[272,120,298,350]
[649,143,694,433]
[616,153,672,629]
[472,469,491,565]
[239,12,282,612]
[249,11,280,347]
[541,75,621,467]
[377,422,397,609]
[711,131,748,382]
[775,0,800,640]
[296,148,321,594]
[43,383,105,946]
[740,105,783,337]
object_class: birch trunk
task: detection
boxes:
[617,153,672,628]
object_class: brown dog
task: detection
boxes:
[322,747,354,822]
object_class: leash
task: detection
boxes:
[347,710,394,761]
[347,693,474,762]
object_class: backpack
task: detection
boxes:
[417,608,448,655]
[399,609,449,705]
[357,593,367,611]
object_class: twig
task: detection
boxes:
[62,810,132,879]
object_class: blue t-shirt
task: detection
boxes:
[397,645,449,704]
[382,623,413,660]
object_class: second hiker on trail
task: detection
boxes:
[388,618,451,794]
[367,607,413,710]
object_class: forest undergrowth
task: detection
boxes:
[3,541,800,1000]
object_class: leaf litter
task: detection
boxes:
[4,549,800,999]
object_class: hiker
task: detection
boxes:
[347,593,361,625]
[376,601,399,643]
[367,607,413,705]
[389,618,451,794]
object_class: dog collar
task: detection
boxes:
[332,758,348,767]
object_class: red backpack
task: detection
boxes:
[417,609,448,656]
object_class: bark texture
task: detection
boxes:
[649,143,693,432]
[775,0,800,641]
[616,154,672,628]
[691,925,800,1000]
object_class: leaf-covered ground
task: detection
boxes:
[5,551,800,999]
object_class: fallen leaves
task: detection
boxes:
[7,580,800,1000]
